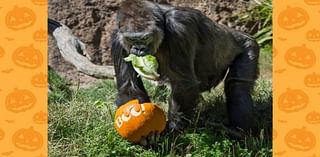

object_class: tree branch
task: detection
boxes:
[51,23,115,79]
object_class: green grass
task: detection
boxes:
[48,80,272,157]
[48,48,272,156]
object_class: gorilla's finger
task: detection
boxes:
[155,132,161,142]
[149,131,156,143]
[140,137,147,146]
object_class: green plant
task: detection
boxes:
[252,0,272,46]
[48,67,72,104]
[240,0,272,47]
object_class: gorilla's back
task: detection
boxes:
[158,5,242,90]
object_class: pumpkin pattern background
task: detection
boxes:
[33,111,48,124]
[5,89,37,113]
[0,128,5,140]
[306,29,320,41]
[32,0,48,5]
[12,127,43,151]
[0,0,320,156]
[0,46,5,58]
[284,127,316,151]
[31,72,48,88]
[304,0,320,5]
[5,6,36,30]
[33,29,47,42]
[278,6,309,30]
[285,44,316,69]
[304,72,320,88]
[278,88,309,113]
[274,0,320,156]
[12,44,43,69]
[306,111,320,124]
[0,0,47,156]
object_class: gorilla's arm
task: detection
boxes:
[111,31,150,107]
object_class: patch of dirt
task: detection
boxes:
[48,0,257,86]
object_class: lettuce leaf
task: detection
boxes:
[124,54,160,80]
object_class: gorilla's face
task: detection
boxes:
[117,1,164,56]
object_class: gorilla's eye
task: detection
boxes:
[141,36,149,41]
[125,37,135,43]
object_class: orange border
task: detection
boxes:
[1,0,320,156]
[273,0,320,156]
[0,0,48,156]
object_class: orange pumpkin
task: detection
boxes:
[12,127,43,151]
[278,6,309,30]
[0,46,4,58]
[304,72,320,88]
[32,0,47,5]
[33,29,47,42]
[114,99,166,143]
[306,111,320,124]
[33,111,47,124]
[285,127,316,151]
[5,89,36,113]
[5,6,36,30]
[0,128,5,140]
[306,29,320,41]
[285,44,316,69]
[12,45,43,69]
[278,88,309,113]
[305,0,320,5]
[31,72,48,88]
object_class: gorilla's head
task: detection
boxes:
[116,0,164,56]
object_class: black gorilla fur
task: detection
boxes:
[111,0,260,132]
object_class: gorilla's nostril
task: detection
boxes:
[139,47,146,51]
[132,45,147,56]
[134,45,146,51]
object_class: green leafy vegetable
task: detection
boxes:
[124,54,160,80]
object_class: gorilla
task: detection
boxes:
[111,0,260,135]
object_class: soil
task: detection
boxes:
[48,0,257,86]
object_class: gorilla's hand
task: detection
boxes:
[139,131,161,146]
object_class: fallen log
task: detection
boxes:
[49,18,115,79]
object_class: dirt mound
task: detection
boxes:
[48,0,257,86]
